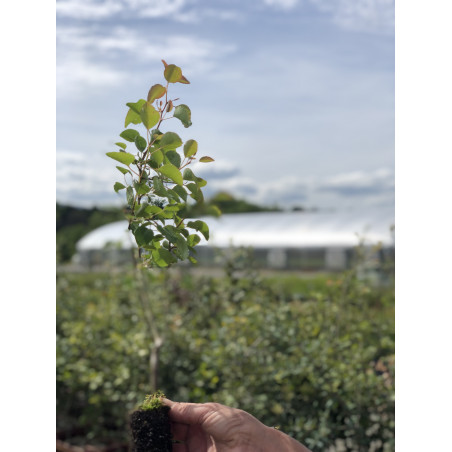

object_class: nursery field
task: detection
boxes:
[56,250,394,452]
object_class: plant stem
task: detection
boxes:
[131,249,164,392]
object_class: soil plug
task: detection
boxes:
[130,391,172,452]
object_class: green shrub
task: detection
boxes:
[56,250,394,450]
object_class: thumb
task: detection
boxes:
[162,399,215,426]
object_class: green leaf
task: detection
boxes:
[134,225,154,247]
[135,135,147,152]
[199,156,215,163]
[165,150,181,168]
[115,142,127,150]
[116,166,130,175]
[196,177,207,187]
[182,169,205,187]
[207,204,222,217]
[126,186,134,206]
[149,150,163,168]
[125,108,142,127]
[178,74,190,84]
[134,202,149,218]
[158,210,175,220]
[135,203,164,218]
[158,225,181,243]
[128,221,141,234]
[158,163,183,186]
[147,84,167,103]
[151,248,177,267]
[179,227,189,238]
[145,205,163,215]
[159,225,189,260]
[120,129,140,142]
[140,102,160,130]
[151,128,163,142]
[183,139,198,158]
[165,189,181,202]
[187,220,209,240]
[186,183,204,202]
[187,234,201,247]
[152,235,164,244]
[134,180,151,195]
[164,64,182,83]
[174,239,189,260]
[172,185,187,202]
[113,182,126,193]
[159,132,182,150]
[183,168,196,181]
[162,204,179,213]
[106,151,135,166]
[173,104,192,128]
[126,99,146,114]
[152,176,168,197]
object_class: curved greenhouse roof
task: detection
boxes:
[76,207,394,252]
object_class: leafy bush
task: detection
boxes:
[56,250,394,450]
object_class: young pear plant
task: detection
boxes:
[107,60,214,268]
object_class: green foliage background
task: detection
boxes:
[56,250,394,451]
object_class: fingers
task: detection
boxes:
[163,398,219,426]
[171,422,189,441]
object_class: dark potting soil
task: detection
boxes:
[130,406,172,452]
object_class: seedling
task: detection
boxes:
[107,60,214,268]
[130,391,172,452]
[108,61,214,449]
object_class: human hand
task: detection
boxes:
[163,399,312,452]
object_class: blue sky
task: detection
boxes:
[56,0,394,210]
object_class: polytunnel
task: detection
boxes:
[74,206,394,271]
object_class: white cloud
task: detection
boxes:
[191,166,394,209]
[56,150,85,164]
[56,0,187,20]
[263,0,299,10]
[316,168,394,194]
[202,9,244,22]
[57,0,393,35]
[138,35,235,73]
[56,0,124,19]
[308,0,394,34]
[57,52,127,95]
[56,25,236,97]
[56,147,394,210]
[309,168,394,211]
[57,150,124,207]
[139,0,186,18]
[171,7,244,24]
[192,160,240,181]
[260,0,394,33]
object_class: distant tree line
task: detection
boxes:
[56,204,125,263]
[56,192,281,263]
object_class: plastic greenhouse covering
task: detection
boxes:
[76,207,394,252]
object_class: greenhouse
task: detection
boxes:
[74,206,394,272]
